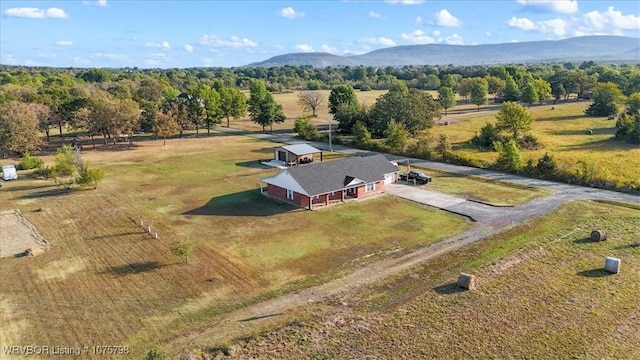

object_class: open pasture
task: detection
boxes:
[0,133,471,357]
[432,101,640,185]
[220,200,640,359]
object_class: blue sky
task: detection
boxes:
[1,0,639,68]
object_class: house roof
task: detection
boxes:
[262,154,398,196]
[278,144,322,155]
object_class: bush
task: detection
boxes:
[18,153,44,170]
[146,345,166,360]
[33,166,55,179]
[472,122,503,150]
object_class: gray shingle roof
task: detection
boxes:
[285,154,398,196]
[280,144,321,155]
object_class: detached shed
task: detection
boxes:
[273,144,323,166]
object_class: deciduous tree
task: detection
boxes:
[469,78,488,111]
[214,81,248,128]
[248,80,286,133]
[585,82,624,117]
[437,86,456,115]
[0,100,43,156]
[297,90,325,117]
[495,101,533,142]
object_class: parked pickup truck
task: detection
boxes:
[399,170,432,184]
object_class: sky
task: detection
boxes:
[1,0,639,69]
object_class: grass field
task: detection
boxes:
[0,133,472,358]
[214,200,640,359]
[416,166,553,206]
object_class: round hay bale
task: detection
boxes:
[591,229,607,241]
[457,273,477,290]
[444,121,449,125]
[604,257,621,274]
[24,248,43,257]
[586,129,593,135]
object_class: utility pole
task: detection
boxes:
[328,114,333,152]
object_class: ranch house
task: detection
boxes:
[259,154,399,210]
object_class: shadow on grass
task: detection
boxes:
[0,183,56,192]
[239,313,283,322]
[432,282,466,295]
[576,268,613,278]
[539,114,586,122]
[18,188,72,199]
[105,261,167,276]
[235,159,272,169]
[183,189,297,217]
[551,127,614,136]
[574,237,597,244]
[560,138,633,151]
[90,231,146,240]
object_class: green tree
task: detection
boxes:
[214,81,248,128]
[585,82,624,117]
[178,92,206,137]
[495,102,533,142]
[75,164,105,189]
[533,78,552,103]
[409,130,434,159]
[0,101,43,156]
[473,122,502,149]
[171,241,195,264]
[615,113,640,144]
[535,152,557,177]
[438,86,456,115]
[494,139,522,172]
[293,115,319,141]
[328,84,358,115]
[503,75,519,102]
[146,345,167,360]
[53,143,79,177]
[469,78,489,111]
[625,92,640,115]
[153,111,181,145]
[384,120,409,153]
[194,85,222,136]
[248,80,286,133]
[369,83,439,136]
[351,120,372,147]
[521,82,539,106]
[486,75,506,101]
[436,133,452,160]
[441,74,459,89]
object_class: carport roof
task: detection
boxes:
[279,144,322,155]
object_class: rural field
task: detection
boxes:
[0,133,473,358]
[235,91,639,188]
[209,200,640,359]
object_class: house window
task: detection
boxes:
[314,195,319,200]
[366,183,375,192]
[287,189,294,200]
[330,191,335,196]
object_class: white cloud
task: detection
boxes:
[37,53,57,58]
[384,0,425,4]
[360,37,396,46]
[435,9,462,27]
[5,7,68,19]
[507,17,536,31]
[580,6,640,33]
[145,41,171,49]
[199,35,258,48]
[94,52,127,61]
[538,18,567,36]
[400,29,435,44]
[296,44,314,52]
[369,11,384,19]
[321,44,337,53]
[184,44,194,53]
[516,0,578,14]
[83,0,108,6]
[55,40,74,46]
[485,32,492,37]
[444,34,464,45]
[278,7,304,19]
[433,30,441,37]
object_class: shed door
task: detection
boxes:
[384,174,394,184]
[277,151,287,161]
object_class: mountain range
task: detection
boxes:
[246,36,640,68]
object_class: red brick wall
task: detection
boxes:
[266,184,310,208]
[355,181,384,198]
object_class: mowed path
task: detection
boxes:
[169,126,640,352]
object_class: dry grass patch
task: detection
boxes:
[222,200,640,359]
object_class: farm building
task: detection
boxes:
[259,154,399,210]
[273,144,323,167]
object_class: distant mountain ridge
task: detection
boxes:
[246,36,640,68]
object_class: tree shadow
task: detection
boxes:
[235,160,273,169]
[182,189,297,217]
[560,138,634,151]
[90,231,146,240]
[576,268,613,278]
[104,261,167,276]
[1,183,56,192]
[18,188,73,199]
[538,114,586,122]
[432,282,466,295]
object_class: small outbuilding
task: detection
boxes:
[273,144,323,167]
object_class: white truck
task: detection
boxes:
[1,165,18,181]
